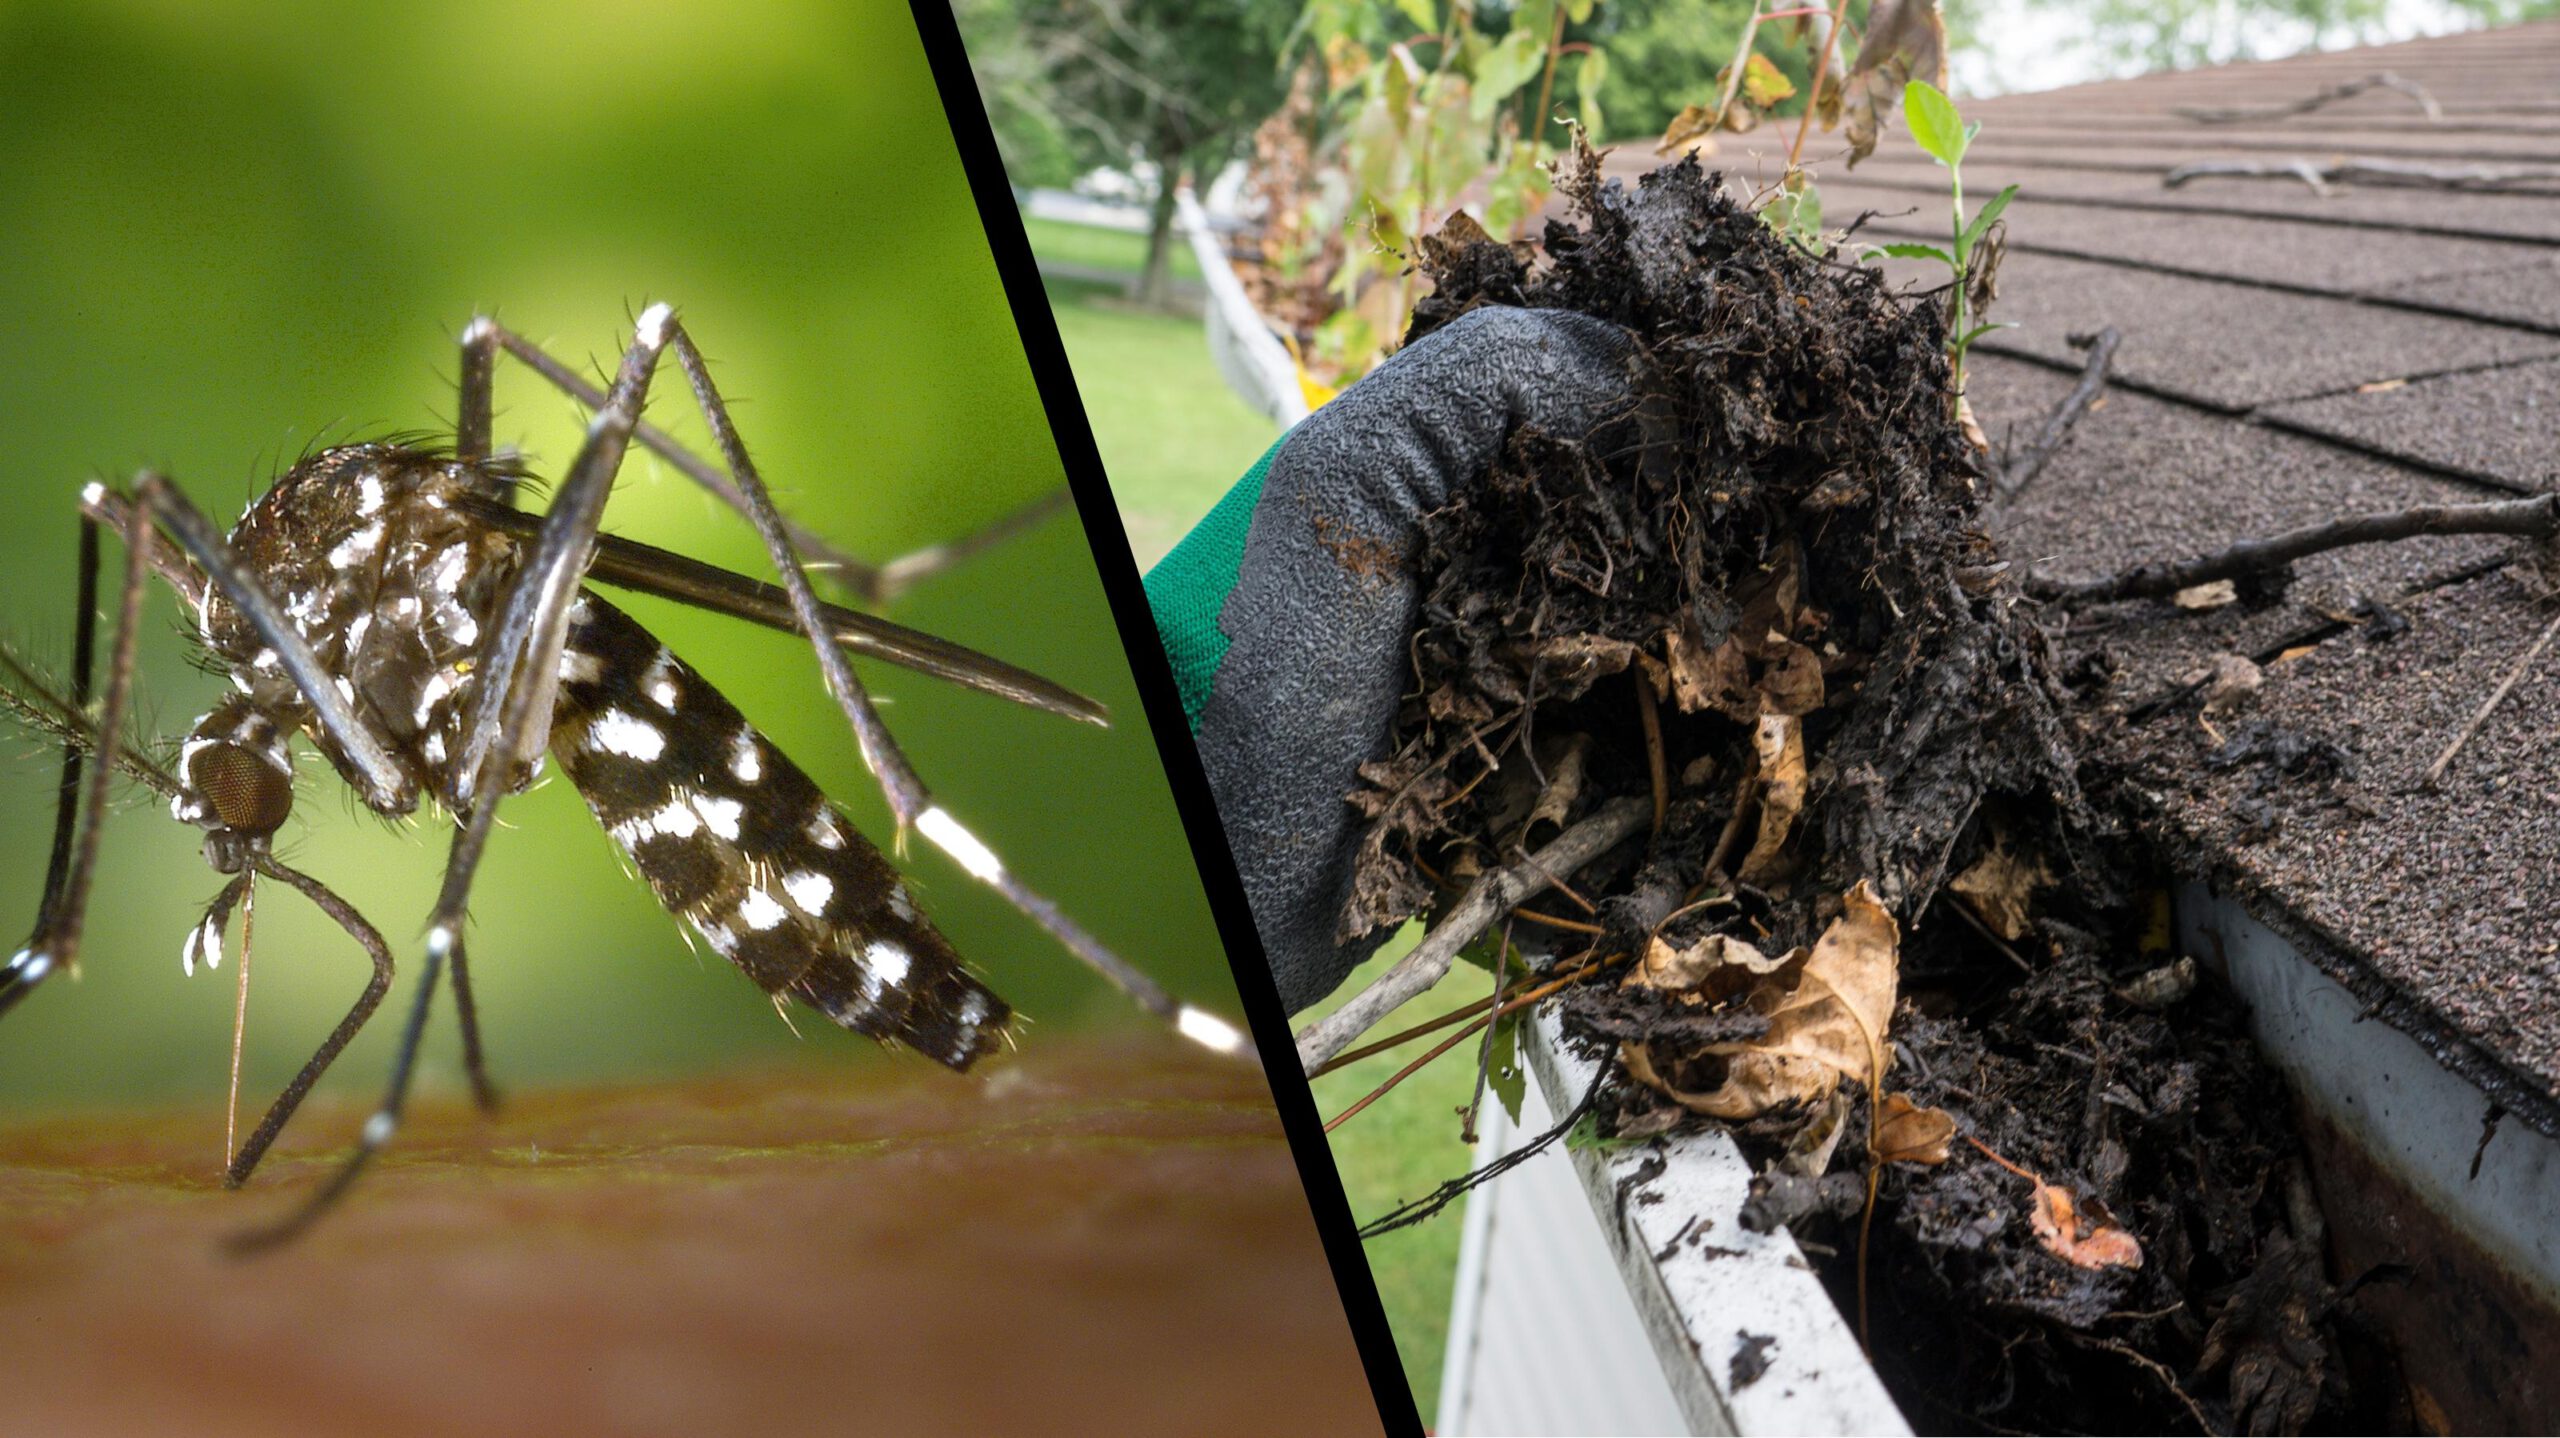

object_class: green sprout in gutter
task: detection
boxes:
[1867,80,2017,416]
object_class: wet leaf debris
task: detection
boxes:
[1333,147,2445,1433]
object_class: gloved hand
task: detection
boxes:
[1146,306,1642,1014]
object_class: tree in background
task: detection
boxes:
[964,0,1294,308]
[955,0,1084,191]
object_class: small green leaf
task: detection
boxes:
[1367,202,1410,256]
[1564,0,1596,19]
[1470,27,1549,119]
[1959,182,2019,254]
[1741,52,1796,108]
[1564,1111,1644,1152]
[1866,241,1955,264]
[1904,79,1965,167]
[1394,0,1437,32]
[1761,169,1823,251]
[1575,47,1607,135]
[1950,320,2014,366]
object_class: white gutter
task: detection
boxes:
[1174,189,1311,429]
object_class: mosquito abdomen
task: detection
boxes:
[547,591,1008,1069]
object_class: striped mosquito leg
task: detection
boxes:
[551,592,1008,1067]
[659,320,1250,1060]
[457,314,498,462]
[3,490,154,1020]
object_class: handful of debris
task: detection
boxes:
[1347,148,2405,1432]
[1347,146,2091,959]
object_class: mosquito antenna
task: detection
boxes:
[0,633,182,799]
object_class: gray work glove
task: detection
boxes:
[1189,306,1642,1014]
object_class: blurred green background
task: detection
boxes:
[0,0,1234,1115]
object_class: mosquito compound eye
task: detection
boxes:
[186,741,294,836]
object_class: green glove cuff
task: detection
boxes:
[1144,432,1288,733]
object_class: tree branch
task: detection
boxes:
[2170,71,2439,125]
[2425,608,2560,787]
[1294,796,1650,1075]
[2164,156,2560,197]
[2032,494,2560,607]
[1997,326,2119,502]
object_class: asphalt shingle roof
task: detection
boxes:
[1677,21,2560,1127]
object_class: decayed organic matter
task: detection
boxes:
[1329,146,2442,1432]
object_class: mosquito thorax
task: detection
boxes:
[194,442,536,817]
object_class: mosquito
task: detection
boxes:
[0,304,1249,1250]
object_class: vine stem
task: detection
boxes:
[1705,3,1771,135]
[1787,0,1852,169]
[1321,952,1626,1133]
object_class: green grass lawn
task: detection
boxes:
[1022,213,1204,283]
[1027,217,1275,568]
[1303,936,1492,1429]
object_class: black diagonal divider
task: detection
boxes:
[901,4,1420,1434]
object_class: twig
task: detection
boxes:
[2033,493,2560,607]
[1996,327,2118,501]
[1324,951,1626,1133]
[2164,156,2560,196]
[1511,845,1599,914]
[2425,608,2560,787]
[1513,905,1605,935]
[2080,1337,2217,1436]
[1309,950,1618,1081]
[1296,797,1650,1073]
[1962,1131,2037,1181]
[1703,765,1759,881]
[1942,891,2034,974]
[1324,1018,1486,1134]
[1635,671,1669,835]
[1413,851,1606,935]
[1658,0,1770,152]
[1785,0,1851,170]
[2170,70,2440,124]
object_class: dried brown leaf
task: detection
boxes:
[1737,712,1806,885]
[1957,392,1990,453]
[1658,103,1718,155]
[2197,653,2264,716]
[1531,633,1639,701]
[1875,1092,1955,1165]
[1625,881,1900,1118]
[1949,841,2050,942]
[1782,1087,1853,1177]
[1758,641,1827,717]
[1628,930,1807,1008]
[1419,210,1495,268]
[1843,0,1947,166]
[1663,623,1756,719]
[2029,1180,2144,1270]
[1734,544,1803,656]
[1524,733,1591,835]
[2174,579,2238,610]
